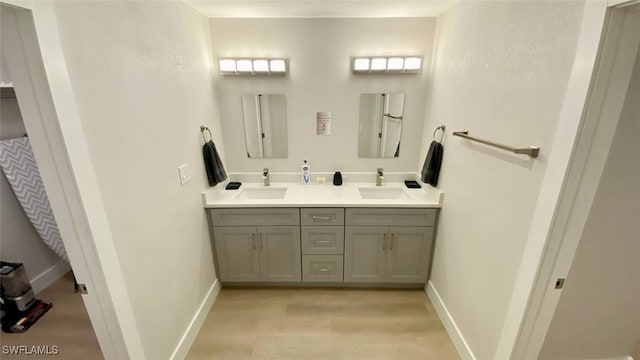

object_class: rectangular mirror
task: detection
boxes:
[358,93,405,158]
[241,94,288,158]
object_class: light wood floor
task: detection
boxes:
[0,272,103,360]
[187,288,459,360]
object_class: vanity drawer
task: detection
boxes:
[302,255,344,282]
[300,208,345,226]
[209,208,300,226]
[345,208,436,227]
[301,226,344,255]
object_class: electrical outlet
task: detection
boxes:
[178,163,191,185]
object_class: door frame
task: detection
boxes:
[1,1,144,359]
[497,1,640,358]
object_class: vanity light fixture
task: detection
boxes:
[218,59,236,73]
[387,57,404,70]
[236,59,253,73]
[353,58,370,71]
[269,59,286,73]
[218,58,288,76]
[370,58,387,71]
[351,56,423,74]
[252,59,269,72]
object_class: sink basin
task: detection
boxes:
[358,187,409,200]
[237,187,287,200]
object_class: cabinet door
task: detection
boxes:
[213,227,260,282]
[385,227,433,283]
[344,226,387,282]
[257,226,301,282]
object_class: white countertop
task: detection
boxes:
[202,182,444,208]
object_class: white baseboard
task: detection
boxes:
[170,279,221,360]
[426,281,476,360]
[31,260,71,294]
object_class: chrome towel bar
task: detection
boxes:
[453,130,540,158]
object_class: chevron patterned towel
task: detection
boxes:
[0,137,69,263]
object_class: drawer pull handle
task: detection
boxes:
[314,240,332,244]
[316,267,331,272]
[312,216,332,222]
[252,233,256,250]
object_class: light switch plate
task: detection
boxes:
[178,163,191,185]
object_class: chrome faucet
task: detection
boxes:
[376,168,384,186]
[262,168,270,186]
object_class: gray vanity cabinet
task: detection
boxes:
[344,227,387,282]
[209,207,437,286]
[344,208,436,284]
[213,227,261,282]
[384,227,433,283]
[300,208,345,282]
[344,226,433,283]
[213,226,301,282]
[209,208,301,283]
[258,226,301,282]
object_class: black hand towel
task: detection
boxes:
[203,140,227,186]
[420,140,444,187]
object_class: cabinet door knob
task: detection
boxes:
[390,233,395,251]
[383,233,387,250]
[252,233,256,250]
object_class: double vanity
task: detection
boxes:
[202,182,443,288]
[207,87,441,288]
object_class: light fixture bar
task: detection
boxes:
[218,58,288,76]
[353,58,370,71]
[351,56,423,74]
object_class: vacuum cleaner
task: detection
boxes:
[1,261,52,333]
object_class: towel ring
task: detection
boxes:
[433,124,446,143]
[200,126,212,143]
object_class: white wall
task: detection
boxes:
[51,2,223,359]
[539,42,640,360]
[209,18,436,173]
[422,1,585,358]
[0,94,67,292]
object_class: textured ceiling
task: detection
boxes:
[186,0,456,18]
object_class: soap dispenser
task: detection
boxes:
[301,160,310,184]
[333,171,342,186]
